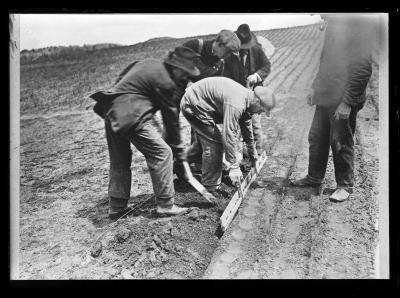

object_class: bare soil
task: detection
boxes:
[204,66,379,279]
[18,24,379,279]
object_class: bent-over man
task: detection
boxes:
[89,47,200,219]
[180,77,275,191]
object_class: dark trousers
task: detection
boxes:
[307,105,358,189]
[105,117,174,207]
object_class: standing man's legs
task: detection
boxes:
[105,117,133,218]
[330,107,358,192]
[307,106,332,183]
[129,122,175,208]
[291,105,331,186]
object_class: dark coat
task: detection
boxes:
[223,40,271,87]
[182,39,224,82]
[89,59,184,146]
[311,15,379,109]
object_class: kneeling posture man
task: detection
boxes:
[180,77,275,191]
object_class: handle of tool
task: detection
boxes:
[182,161,216,205]
[181,161,194,179]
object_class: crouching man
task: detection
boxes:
[180,76,275,191]
[89,47,200,219]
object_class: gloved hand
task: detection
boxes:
[246,73,261,88]
[170,144,187,162]
[334,102,352,120]
[229,166,243,186]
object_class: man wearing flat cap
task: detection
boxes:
[180,77,275,191]
[182,29,241,82]
[175,30,241,177]
[224,24,272,156]
[89,46,200,219]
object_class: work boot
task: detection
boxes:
[156,204,189,217]
[108,197,131,220]
[329,188,350,202]
[290,175,321,187]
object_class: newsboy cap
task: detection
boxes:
[254,86,276,112]
[216,29,241,54]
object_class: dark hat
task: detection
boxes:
[235,24,257,49]
[164,46,200,76]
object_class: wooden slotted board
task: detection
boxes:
[219,151,268,233]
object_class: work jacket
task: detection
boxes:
[311,15,379,109]
[182,39,224,82]
[89,59,184,146]
[223,36,271,87]
[181,77,256,165]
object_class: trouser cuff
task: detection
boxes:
[109,191,130,200]
[336,185,354,193]
[306,174,323,184]
[156,197,174,207]
[109,197,128,208]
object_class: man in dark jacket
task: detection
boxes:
[223,24,272,155]
[89,47,200,218]
[182,29,241,82]
[176,30,241,176]
[291,14,379,202]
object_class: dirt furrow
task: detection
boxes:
[204,91,315,279]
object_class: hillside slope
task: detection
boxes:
[20,24,319,115]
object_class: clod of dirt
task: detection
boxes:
[162,222,174,235]
[188,209,199,221]
[121,269,134,279]
[159,251,168,262]
[147,240,158,251]
[149,251,157,265]
[90,241,103,258]
[115,228,131,243]
[146,269,157,279]
[152,235,163,247]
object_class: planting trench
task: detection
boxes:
[18,23,379,279]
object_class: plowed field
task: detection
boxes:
[18,23,380,279]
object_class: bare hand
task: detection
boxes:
[307,88,315,106]
[334,102,351,120]
[246,74,259,89]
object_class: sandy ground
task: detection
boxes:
[204,67,380,279]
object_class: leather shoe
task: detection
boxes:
[290,176,321,187]
[329,188,350,202]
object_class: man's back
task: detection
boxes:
[183,77,252,123]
